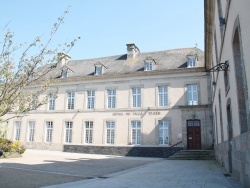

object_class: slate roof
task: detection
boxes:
[44,47,204,79]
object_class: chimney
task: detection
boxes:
[58,53,71,68]
[126,43,140,60]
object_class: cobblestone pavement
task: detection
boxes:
[0,149,243,188]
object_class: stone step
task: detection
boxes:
[167,150,215,160]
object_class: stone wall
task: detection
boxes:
[63,145,181,158]
[215,131,250,187]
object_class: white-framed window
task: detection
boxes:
[87,91,95,109]
[131,121,141,145]
[95,66,102,75]
[45,121,53,143]
[67,92,75,109]
[158,86,168,106]
[48,94,56,110]
[187,84,198,105]
[61,69,68,78]
[28,121,35,142]
[132,88,141,108]
[107,89,116,108]
[144,62,154,71]
[158,120,169,145]
[187,58,197,68]
[32,94,38,110]
[106,121,115,144]
[14,121,21,141]
[85,121,93,144]
[65,121,73,143]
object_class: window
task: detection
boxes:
[61,69,68,78]
[65,121,73,143]
[87,91,95,109]
[85,121,93,144]
[14,121,21,141]
[46,121,53,143]
[132,88,141,108]
[187,58,197,67]
[48,94,56,110]
[187,84,198,105]
[158,86,168,106]
[131,121,141,145]
[28,121,35,142]
[144,62,154,71]
[107,89,116,108]
[67,92,75,110]
[95,66,102,75]
[158,120,169,145]
[32,94,38,110]
[106,121,115,144]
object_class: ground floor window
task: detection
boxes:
[85,121,93,144]
[46,121,53,143]
[65,122,73,143]
[131,121,141,145]
[106,121,115,144]
[158,120,169,145]
[14,121,21,141]
[28,121,35,142]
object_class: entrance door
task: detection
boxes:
[187,120,201,149]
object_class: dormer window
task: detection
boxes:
[144,57,157,71]
[61,69,68,78]
[95,66,103,75]
[187,54,198,68]
[94,61,106,75]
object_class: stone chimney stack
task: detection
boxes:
[126,43,140,60]
[58,53,71,68]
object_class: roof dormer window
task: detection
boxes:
[187,54,198,68]
[61,69,68,78]
[144,57,156,71]
[94,61,106,75]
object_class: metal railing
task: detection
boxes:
[164,141,183,158]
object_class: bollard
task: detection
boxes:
[0,149,3,157]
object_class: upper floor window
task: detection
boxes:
[94,61,106,75]
[61,69,68,78]
[67,92,75,110]
[87,91,95,109]
[187,84,198,105]
[132,88,141,108]
[107,89,116,108]
[144,57,156,71]
[32,94,38,110]
[48,94,56,110]
[187,58,197,68]
[158,86,168,107]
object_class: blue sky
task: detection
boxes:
[0,0,204,60]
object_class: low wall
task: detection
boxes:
[63,145,182,158]
[215,131,250,187]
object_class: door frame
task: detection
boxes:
[186,119,201,150]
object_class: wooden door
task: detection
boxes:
[187,120,201,149]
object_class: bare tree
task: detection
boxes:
[0,8,80,122]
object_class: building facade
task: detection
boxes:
[6,44,212,156]
[205,0,250,186]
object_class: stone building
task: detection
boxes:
[205,0,250,186]
[6,44,212,157]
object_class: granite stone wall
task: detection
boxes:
[63,145,181,158]
[215,131,250,187]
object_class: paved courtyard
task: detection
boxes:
[0,149,242,188]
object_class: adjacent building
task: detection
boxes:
[205,0,250,186]
[6,44,212,156]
